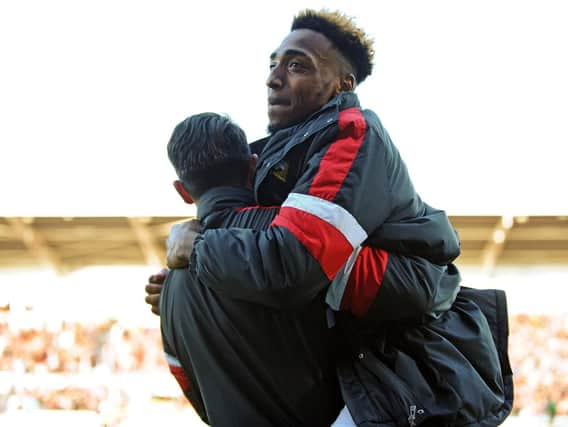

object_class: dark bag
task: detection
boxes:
[337,287,513,426]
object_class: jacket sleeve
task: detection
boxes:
[325,248,461,323]
[366,203,461,265]
[160,273,208,422]
[162,349,209,423]
[324,204,462,321]
[192,108,405,308]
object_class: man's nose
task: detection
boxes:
[266,66,284,89]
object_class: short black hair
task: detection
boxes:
[291,9,374,84]
[167,113,251,199]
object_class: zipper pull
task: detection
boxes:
[408,405,416,427]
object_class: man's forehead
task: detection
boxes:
[270,29,334,60]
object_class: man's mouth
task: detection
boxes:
[268,97,290,106]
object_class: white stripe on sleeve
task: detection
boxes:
[325,246,362,310]
[164,352,182,368]
[282,193,367,248]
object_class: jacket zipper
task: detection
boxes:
[408,404,416,426]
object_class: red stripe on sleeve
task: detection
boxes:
[271,206,353,280]
[340,247,389,317]
[169,364,190,393]
[308,108,367,201]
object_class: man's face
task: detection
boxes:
[267,29,342,132]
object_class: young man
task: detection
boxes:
[154,9,512,426]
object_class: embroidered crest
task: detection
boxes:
[271,160,289,183]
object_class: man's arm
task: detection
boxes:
[162,210,460,321]
[157,244,458,322]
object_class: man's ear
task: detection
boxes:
[333,73,355,97]
[246,154,258,188]
[341,73,356,92]
[173,180,194,204]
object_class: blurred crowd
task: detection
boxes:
[0,306,189,425]
[509,313,568,420]
[1,305,567,422]
[0,315,164,375]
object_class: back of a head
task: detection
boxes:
[291,9,375,85]
[167,113,251,199]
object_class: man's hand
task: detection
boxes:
[145,268,169,316]
[166,219,202,269]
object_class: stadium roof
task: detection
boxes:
[1,215,567,275]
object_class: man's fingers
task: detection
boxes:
[148,274,165,284]
[166,255,189,269]
[145,283,163,295]
[148,268,169,284]
[145,294,160,306]
[145,269,166,317]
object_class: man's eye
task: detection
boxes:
[288,62,305,71]
[269,62,277,70]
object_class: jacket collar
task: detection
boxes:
[197,186,256,228]
[318,91,360,116]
